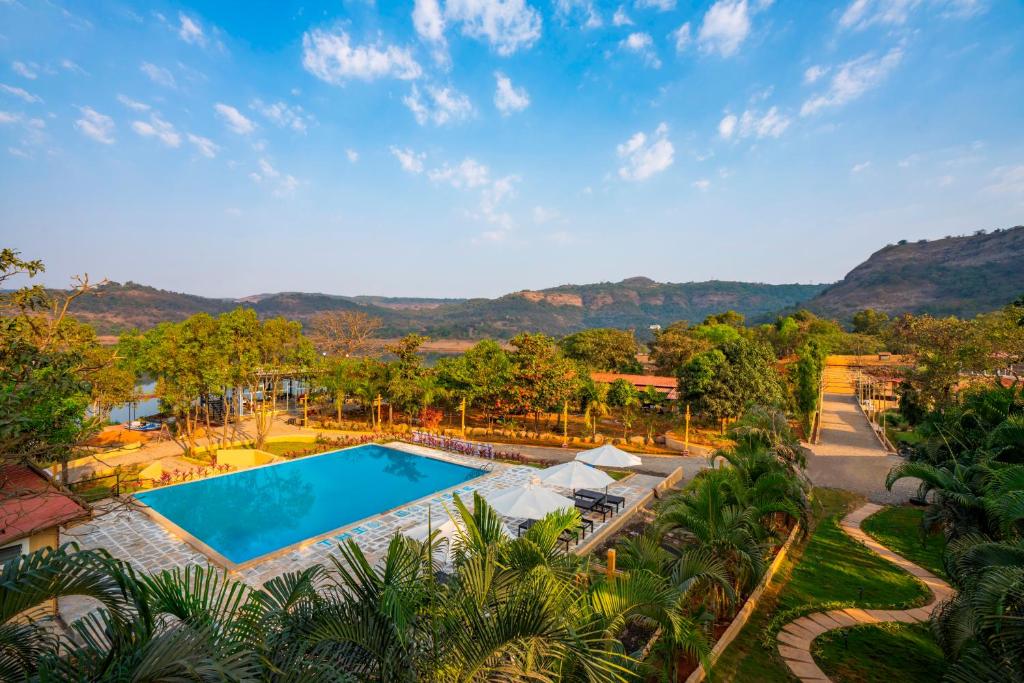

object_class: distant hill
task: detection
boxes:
[64,279,826,338]
[805,226,1024,321]
[62,227,1024,338]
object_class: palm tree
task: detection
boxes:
[655,469,768,607]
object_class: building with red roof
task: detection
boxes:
[590,372,679,400]
[1,464,90,569]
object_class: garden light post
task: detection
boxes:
[684,403,690,454]
[562,400,569,446]
[460,397,466,437]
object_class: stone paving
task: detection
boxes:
[61,442,664,623]
[777,503,953,682]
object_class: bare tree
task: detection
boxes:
[308,310,382,358]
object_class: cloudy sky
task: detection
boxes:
[1,0,1022,298]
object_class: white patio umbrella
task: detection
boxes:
[535,461,614,493]
[575,443,642,468]
[483,477,576,519]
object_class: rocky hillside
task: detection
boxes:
[805,226,1024,321]
[63,279,826,338]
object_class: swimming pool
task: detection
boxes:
[134,444,483,565]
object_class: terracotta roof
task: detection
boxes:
[590,372,679,399]
[0,465,89,544]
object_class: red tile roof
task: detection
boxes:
[590,372,679,399]
[0,465,89,544]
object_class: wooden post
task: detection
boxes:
[302,394,308,427]
[562,400,569,445]
[606,548,616,579]
[376,394,382,428]
[460,397,466,437]
[684,403,691,454]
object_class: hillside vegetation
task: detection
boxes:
[806,226,1024,321]
[63,278,826,337]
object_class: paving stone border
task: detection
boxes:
[776,503,953,682]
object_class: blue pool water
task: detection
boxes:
[135,445,482,564]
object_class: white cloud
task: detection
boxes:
[74,106,115,144]
[851,160,871,173]
[670,22,692,53]
[302,28,422,84]
[494,71,529,114]
[621,32,661,68]
[11,61,37,79]
[429,157,491,188]
[0,111,19,125]
[249,158,299,196]
[390,146,426,173]
[346,148,359,163]
[698,0,766,58]
[131,114,181,147]
[413,0,447,43]
[803,65,828,84]
[719,107,789,139]
[545,230,574,244]
[740,106,790,138]
[444,0,542,56]
[140,62,176,88]
[403,84,473,126]
[985,165,1024,195]
[636,0,676,11]
[532,205,560,224]
[937,174,954,187]
[250,99,312,133]
[187,133,218,158]
[60,59,85,74]
[117,94,150,111]
[839,0,918,30]
[718,113,737,139]
[839,0,983,29]
[178,13,205,45]
[801,48,903,116]
[554,0,602,29]
[214,103,256,134]
[612,6,634,25]
[692,178,711,191]
[0,83,41,103]
[617,122,674,181]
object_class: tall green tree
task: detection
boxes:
[559,328,642,373]
[507,333,578,435]
[677,338,786,422]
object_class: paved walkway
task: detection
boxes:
[777,503,953,682]
[811,394,889,457]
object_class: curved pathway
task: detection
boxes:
[776,503,953,682]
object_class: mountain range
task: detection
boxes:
[60,226,1024,339]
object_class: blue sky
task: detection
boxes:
[1,0,1022,298]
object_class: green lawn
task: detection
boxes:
[861,506,946,578]
[710,488,932,683]
[813,623,946,683]
[261,440,328,457]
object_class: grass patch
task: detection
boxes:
[261,440,328,457]
[813,623,946,683]
[710,488,932,683]
[861,506,946,578]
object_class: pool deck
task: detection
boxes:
[60,442,665,623]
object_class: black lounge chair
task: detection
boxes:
[573,496,612,522]
[516,519,578,551]
[577,489,625,512]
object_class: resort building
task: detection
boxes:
[0,464,90,573]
